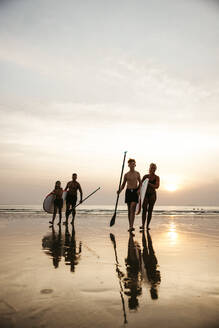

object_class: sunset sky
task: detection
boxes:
[0,0,219,205]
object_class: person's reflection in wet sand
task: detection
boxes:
[110,233,142,323]
[42,225,63,269]
[63,223,82,272]
[141,230,161,299]
[124,233,142,310]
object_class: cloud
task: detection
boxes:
[0,0,219,205]
[1,50,219,127]
[100,57,219,124]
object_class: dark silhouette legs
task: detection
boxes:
[141,193,156,230]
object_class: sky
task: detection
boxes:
[0,0,219,205]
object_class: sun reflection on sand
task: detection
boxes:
[167,221,178,245]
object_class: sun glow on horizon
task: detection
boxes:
[165,183,179,192]
[163,175,182,192]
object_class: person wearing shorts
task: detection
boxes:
[63,173,83,225]
[117,159,141,232]
[49,180,63,226]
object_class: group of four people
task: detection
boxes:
[49,159,160,231]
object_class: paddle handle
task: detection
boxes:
[114,151,127,213]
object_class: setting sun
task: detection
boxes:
[165,183,179,192]
[163,175,182,192]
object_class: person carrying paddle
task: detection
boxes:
[117,159,141,232]
[140,163,160,231]
[63,173,83,225]
[49,180,63,226]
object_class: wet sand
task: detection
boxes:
[0,212,219,328]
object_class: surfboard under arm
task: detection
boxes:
[136,178,149,215]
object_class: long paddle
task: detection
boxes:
[110,151,127,227]
[74,187,100,208]
[68,188,100,214]
[66,187,100,220]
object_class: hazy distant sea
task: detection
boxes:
[0,204,219,216]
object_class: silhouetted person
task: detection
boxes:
[141,163,160,230]
[42,225,63,269]
[141,231,161,299]
[117,159,142,232]
[63,173,83,225]
[124,233,142,310]
[49,180,63,226]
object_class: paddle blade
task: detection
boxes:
[110,213,116,226]
[110,233,115,244]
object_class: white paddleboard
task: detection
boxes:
[62,190,67,201]
[43,191,67,214]
[136,178,149,215]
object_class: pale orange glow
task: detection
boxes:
[165,183,179,192]
[163,175,182,192]
[167,222,178,245]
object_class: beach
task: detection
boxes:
[0,207,219,328]
[1,2,219,328]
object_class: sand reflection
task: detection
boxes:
[167,221,178,245]
[42,225,82,272]
[42,226,63,268]
[141,231,161,300]
[124,234,142,310]
[110,231,161,323]
[63,225,82,272]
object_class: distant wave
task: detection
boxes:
[0,207,219,216]
[0,208,43,214]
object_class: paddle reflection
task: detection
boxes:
[110,231,161,323]
[42,224,82,272]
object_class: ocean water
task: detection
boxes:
[0,204,219,216]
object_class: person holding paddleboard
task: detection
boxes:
[63,173,83,225]
[117,159,141,232]
[140,163,160,231]
[49,180,63,226]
